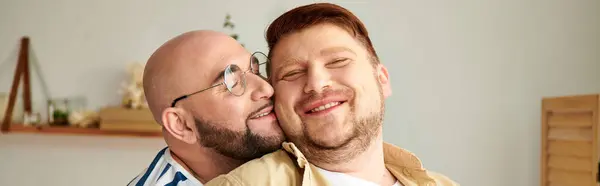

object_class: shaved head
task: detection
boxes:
[144,30,240,120]
[143,30,284,160]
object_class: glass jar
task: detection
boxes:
[47,97,87,126]
[47,99,69,126]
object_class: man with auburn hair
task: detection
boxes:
[206,3,457,186]
[128,30,285,186]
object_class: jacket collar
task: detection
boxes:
[281,141,436,185]
[281,141,424,169]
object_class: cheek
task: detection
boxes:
[206,98,247,127]
[357,80,383,115]
[274,89,297,118]
[333,65,379,108]
[274,82,301,110]
[274,84,303,130]
[274,100,300,135]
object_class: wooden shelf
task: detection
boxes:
[2,124,162,138]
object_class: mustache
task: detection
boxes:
[247,101,274,119]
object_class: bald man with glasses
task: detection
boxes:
[128,30,284,186]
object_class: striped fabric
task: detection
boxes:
[128,147,203,186]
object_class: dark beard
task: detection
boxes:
[194,117,282,161]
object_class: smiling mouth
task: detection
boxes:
[249,104,275,120]
[251,110,272,119]
[306,101,346,114]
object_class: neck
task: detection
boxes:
[312,130,396,185]
[170,147,244,183]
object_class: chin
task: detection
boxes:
[261,133,286,143]
[249,122,284,136]
[312,137,348,149]
[306,129,354,149]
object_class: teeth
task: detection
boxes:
[252,112,270,119]
[310,102,341,113]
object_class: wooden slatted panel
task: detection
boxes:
[547,183,569,186]
[548,182,591,186]
[548,112,593,127]
[548,140,592,158]
[547,169,592,186]
[548,155,592,172]
[543,95,598,111]
[548,181,591,186]
[541,94,599,186]
[547,127,593,142]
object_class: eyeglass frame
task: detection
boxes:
[170,51,269,107]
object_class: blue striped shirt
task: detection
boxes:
[128,147,203,186]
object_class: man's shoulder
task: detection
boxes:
[205,149,302,186]
[128,147,170,186]
[427,171,459,185]
[382,142,459,185]
[128,147,203,186]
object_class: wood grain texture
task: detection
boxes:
[548,127,593,142]
[4,125,161,138]
[541,94,599,186]
[548,140,592,158]
[548,112,593,127]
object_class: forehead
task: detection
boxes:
[270,24,364,66]
[197,45,250,85]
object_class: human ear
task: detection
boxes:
[162,107,197,144]
[376,64,392,98]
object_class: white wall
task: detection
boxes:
[0,0,599,186]
[0,134,166,186]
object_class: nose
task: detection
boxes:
[247,73,274,101]
[303,66,331,94]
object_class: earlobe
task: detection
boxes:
[162,107,197,144]
[377,64,392,98]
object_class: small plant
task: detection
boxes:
[49,99,70,126]
[52,110,69,125]
[223,13,244,47]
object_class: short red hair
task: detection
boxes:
[265,3,379,64]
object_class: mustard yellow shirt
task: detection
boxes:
[206,142,459,186]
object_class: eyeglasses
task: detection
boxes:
[170,51,269,107]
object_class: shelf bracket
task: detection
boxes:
[1,37,32,132]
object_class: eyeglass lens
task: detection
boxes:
[223,52,269,96]
[251,52,269,79]
[224,64,246,96]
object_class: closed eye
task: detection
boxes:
[281,70,304,81]
[326,58,350,68]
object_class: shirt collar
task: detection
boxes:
[281,141,425,170]
[382,142,425,169]
[281,142,435,185]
